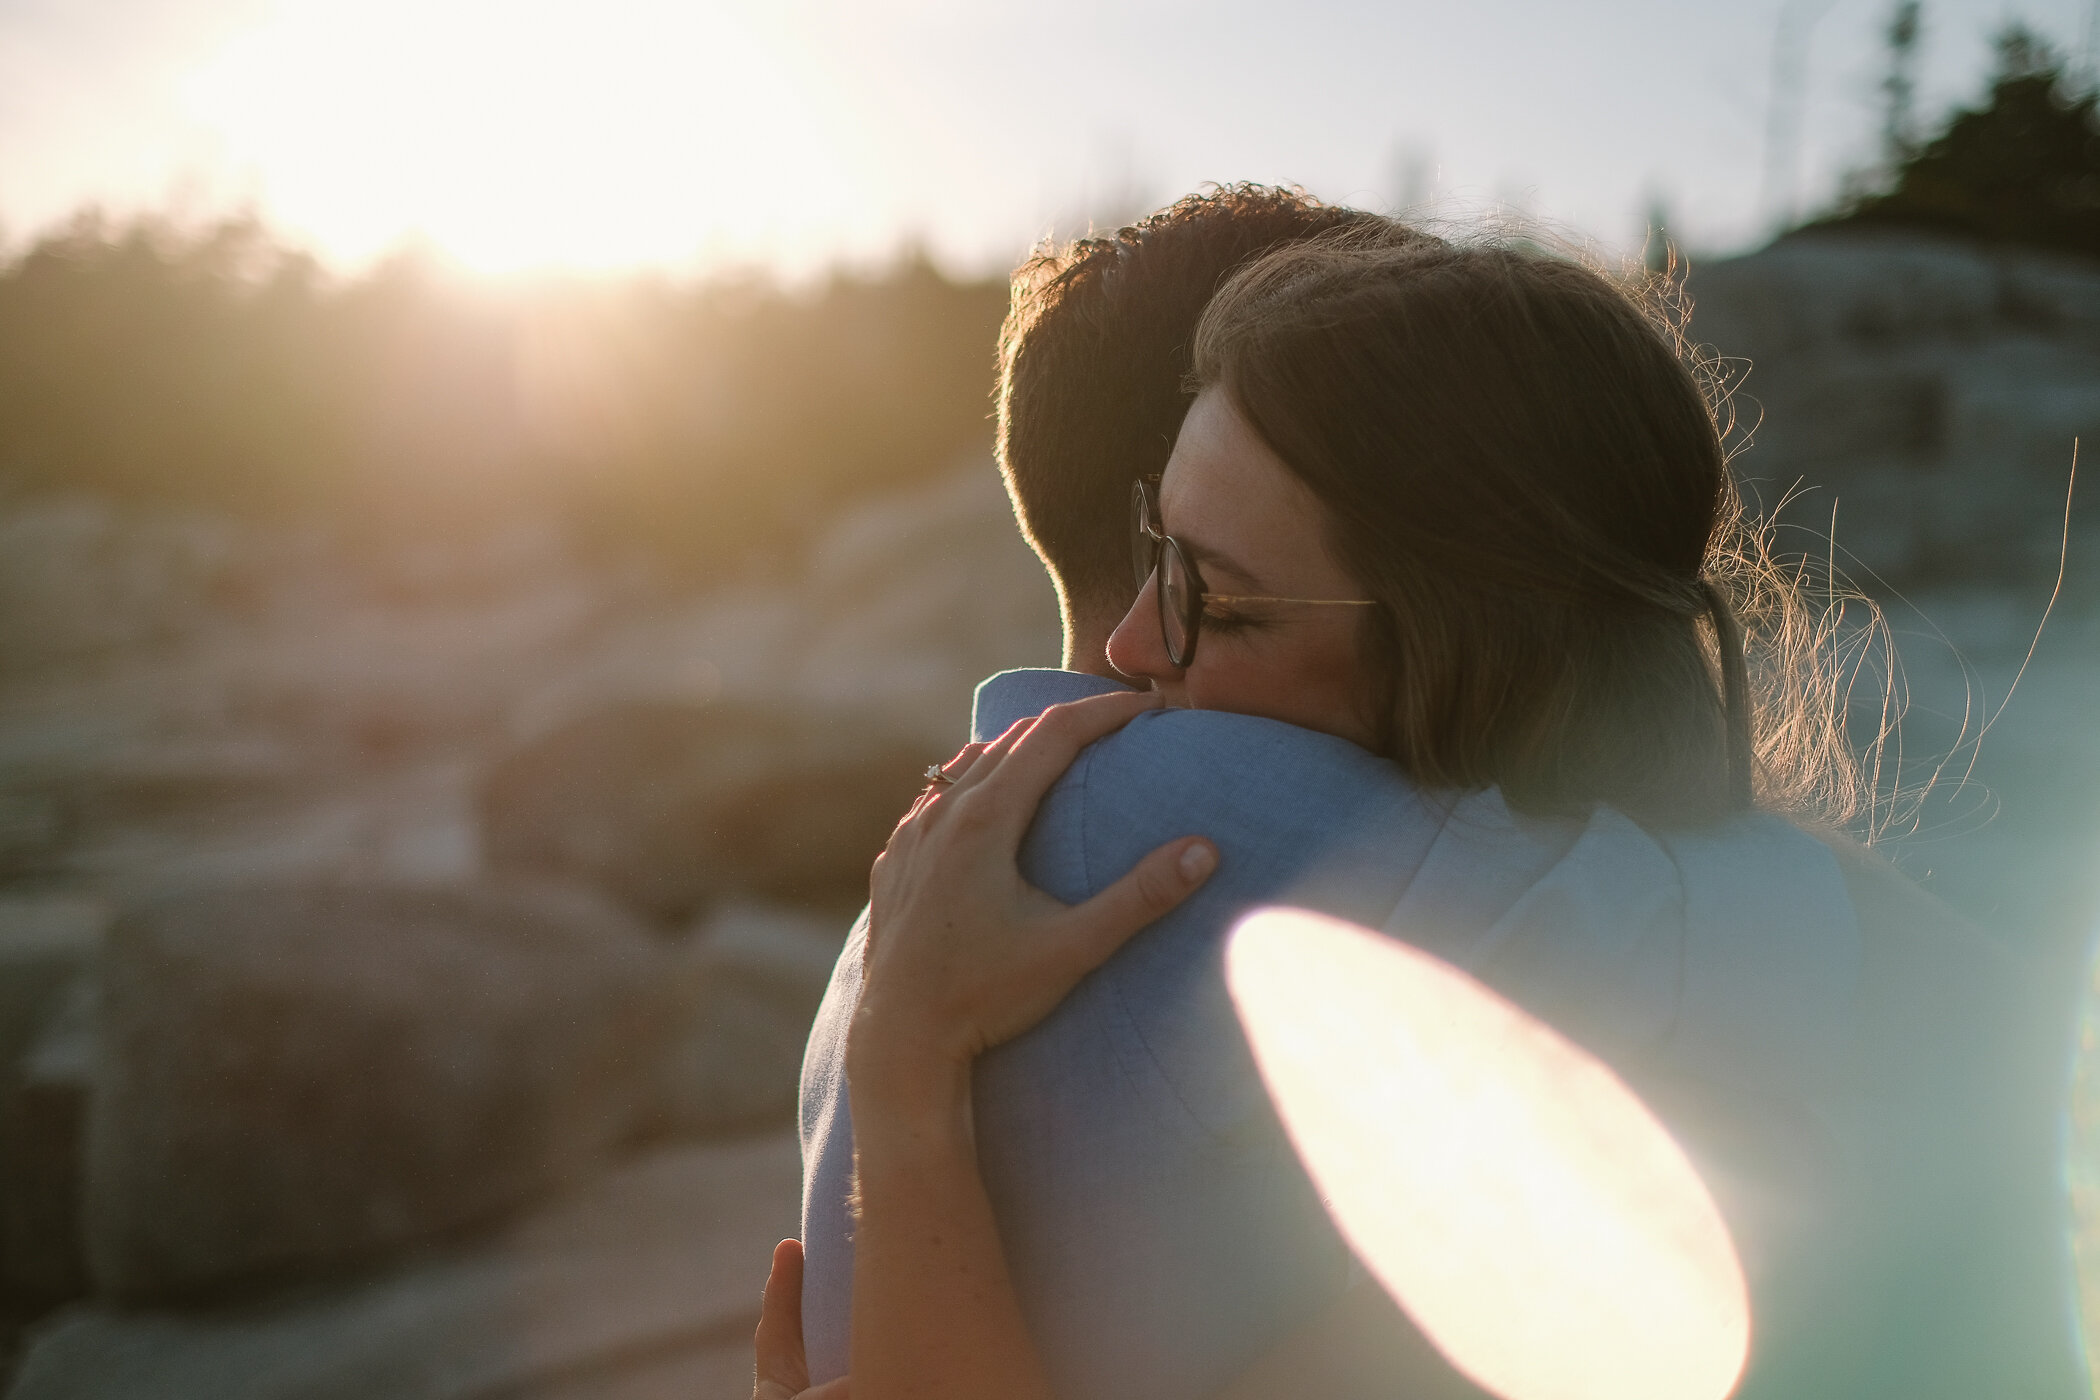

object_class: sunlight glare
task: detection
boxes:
[2065,913,2100,1395]
[1226,907,1749,1400]
[181,0,861,274]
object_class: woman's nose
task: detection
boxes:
[1106,580,1181,684]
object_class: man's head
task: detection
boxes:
[996,185,1395,672]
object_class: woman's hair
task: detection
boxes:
[1191,229,1859,826]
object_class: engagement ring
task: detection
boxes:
[922,763,955,786]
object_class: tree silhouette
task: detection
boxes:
[0,213,1009,571]
[1879,1,1924,170]
[1812,24,2100,259]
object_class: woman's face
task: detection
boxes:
[1107,388,1379,749]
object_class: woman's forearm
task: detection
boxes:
[847,1048,1058,1400]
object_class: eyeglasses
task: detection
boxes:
[1129,478,1378,668]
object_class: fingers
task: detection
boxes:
[753,1239,811,1399]
[931,740,989,786]
[938,714,1035,800]
[802,1379,853,1399]
[892,732,997,840]
[1054,836,1218,971]
[917,692,1157,824]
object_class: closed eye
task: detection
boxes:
[1197,603,1269,636]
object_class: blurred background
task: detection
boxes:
[0,2,2097,1396]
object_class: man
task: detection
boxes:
[801,186,1431,1399]
[994,185,1394,677]
[794,187,2081,1398]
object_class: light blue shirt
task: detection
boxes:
[797,669,2075,1398]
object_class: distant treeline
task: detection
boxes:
[0,214,1010,572]
[1813,24,2100,261]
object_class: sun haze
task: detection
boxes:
[5,0,2080,277]
[178,0,864,274]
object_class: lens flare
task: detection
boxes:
[1225,907,1749,1400]
[2067,931,2100,1392]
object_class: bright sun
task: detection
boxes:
[183,0,862,274]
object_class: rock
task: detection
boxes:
[0,499,238,674]
[502,464,1060,761]
[0,898,105,1312]
[792,466,1062,747]
[1,979,94,1308]
[481,701,923,923]
[84,882,673,1304]
[477,468,1057,931]
[0,898,106,1076]
[650,903,849,1138]
[0,798,63,882]
[1689,232,2100,591]
[6,1131,799,1400]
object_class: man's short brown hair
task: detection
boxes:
[996,185,1395,620]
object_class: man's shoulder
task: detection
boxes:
[1080,707,1415,825]
[973,668,1416,814]
[1812,830,2037,1036]
[972,669,1125,740]
[972,672,1441,938]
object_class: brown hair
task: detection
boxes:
[1192,231,1855,825]
[997,186,1403,626]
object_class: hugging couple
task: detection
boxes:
[757,187,2078,1399]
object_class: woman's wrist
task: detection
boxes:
[846,1012,974,1126]
[848,1054,977,1176]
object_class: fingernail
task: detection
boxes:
[1179,841,1216,882]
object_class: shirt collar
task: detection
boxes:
[970,669,1132,742]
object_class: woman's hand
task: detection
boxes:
[849,689,1219,1100]
[754,1239,850,1400]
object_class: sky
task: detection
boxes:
[0,0,2094,279]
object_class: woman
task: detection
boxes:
[759,231,2026,1398]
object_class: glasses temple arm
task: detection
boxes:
[1201,594,1380,607]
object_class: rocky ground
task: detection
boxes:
[0,464,1061,1396]
[1,229,2097,1397]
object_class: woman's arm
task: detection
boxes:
[847,1051,1049,1400]
[844,691,1218,1400]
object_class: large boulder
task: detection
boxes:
[84,882,673,1304]
[480,701,924,924]
[501,464,1061,760]
[1688,232,2100,589]
[1,978,93,1309]
[790,464,1064,743]
[0,499,238,674]
[7,1131,799,1400]
[0,897,106,1310]
[649,903,849,1138]
[0,797,63,884]
[0,898,105,1084]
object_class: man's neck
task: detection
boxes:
[1060,630,1125,680]
[1056,587,1134,680]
